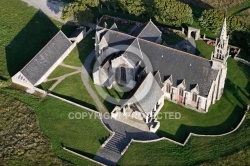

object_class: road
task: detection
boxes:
[21,0,64,22]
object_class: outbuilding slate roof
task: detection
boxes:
[21,31,72,85]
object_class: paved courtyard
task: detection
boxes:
[94,115,159,166]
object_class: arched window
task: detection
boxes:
[166,84,171,93]
[192,92,197,102]
[121,67,126,83]
[179,88,184,97]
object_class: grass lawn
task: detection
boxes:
[196,40,215,59]
[162,33,185,45]
[228,1,250,15]
[52,73,97,110]
[0,88,109,165]
[0,0,75,81]
[48,65,76,79]
[63,32,95,67]
[118,112,250,165]
[118,59,250,165]
[40,80,57,91]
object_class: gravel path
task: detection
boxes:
[21,0,64,22]
[81,51,107,113]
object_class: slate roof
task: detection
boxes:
[137,21,162,42]
[98,21,218,97]
[110,23,118,31]
[103,30,135,52]
[21,31,72,85]
[137,39,218,96]
[128,73,164,115]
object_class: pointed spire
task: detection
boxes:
[219,17,227,41]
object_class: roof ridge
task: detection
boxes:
[20,31,70,74]
[106,27,210,62]
[138,38,210,61]
[136,21,150,37]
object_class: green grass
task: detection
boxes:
[63,32,95,67]
[52,73,97,110]
[118,59,250,165]
[0,0,75,81]
[162,33,185,45]
[0,88,109,165]
[0,93,65,165]
[48,65,76,79]
[40,80,57,91]
[200,145,250,165]
[228,1,250,15]
[196,40,215,59]
[118,111,250,165]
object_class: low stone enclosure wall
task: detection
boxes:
[28,86,248,165]
[98,15,182,35]
[98,15,250,66]
[121,112,247,155]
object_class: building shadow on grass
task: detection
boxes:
[61,143,96,159]
[5,10,76,78]
[5,10,59,77]
[51,92,97,110]
[157,105,245,143]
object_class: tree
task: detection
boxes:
[110,0,119,12]
[153,0,193,27]
[198,9,247,33]
[120,0,146,16]
[61,2,93,25]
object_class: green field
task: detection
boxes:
[196,40,215,59]
[52,73,97,110]
[118,112,250,165]
[63,32,95,67]
[0,0,108,165]
[48,65,76,79]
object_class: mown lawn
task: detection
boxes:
[48,65,76,79]
[63,32,95,67]
[196,40,215,59]
[0,88,109,165]
[0,0,75,81]
[52,73,97,110]
[118,112,250,165]
[162,33,185,45]
[40,80,57,91]
[118,59,250,165]
[89,77,131,112]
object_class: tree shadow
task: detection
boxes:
[46,0,65,14]
[51,91,97,110]
[5,10,59,77]
[177,0,213,18]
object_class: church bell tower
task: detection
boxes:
[211,17,229,100]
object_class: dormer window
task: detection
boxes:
[166,83,171,93]
[192,92,197,102]
[179,88,184,97]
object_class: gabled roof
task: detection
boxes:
[110,23,118,31]
[137,20,162,42]
[20,31,72,85]
[97,21,218,97]
[102,30,135,52]
[132,72,164,115]
[137,39,218,96]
